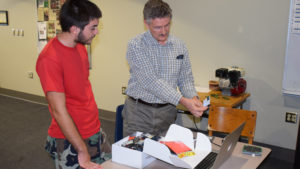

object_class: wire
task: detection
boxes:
[209,136,223,147]
[211,142,222,147]
[193,116,200,132]
[193,117,223,148]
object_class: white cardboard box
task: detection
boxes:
[112,132,156,169]
[143,124,212,168]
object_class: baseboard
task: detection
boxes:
[99,109,116,121]
[0,88,47,104]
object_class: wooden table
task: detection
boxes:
[177,91,250,112]
[199,91,250,108]
[102,137,271,169]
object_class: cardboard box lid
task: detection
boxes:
[143,124,212,168]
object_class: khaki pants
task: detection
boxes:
[122,97,177,137]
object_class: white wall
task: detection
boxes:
[0,0,41,94]
[0,0,299,150]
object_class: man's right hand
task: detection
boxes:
[179,96,207,117]
[78,150,102,169]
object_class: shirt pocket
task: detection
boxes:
[162,55,183,80]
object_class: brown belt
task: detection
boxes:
[128,96,169,108]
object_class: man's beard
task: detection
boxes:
[75,30,93,45]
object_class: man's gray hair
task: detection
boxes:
[143,0,172,24]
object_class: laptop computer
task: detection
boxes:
[194,122,248,169]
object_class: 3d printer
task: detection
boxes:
[215,66,247,96]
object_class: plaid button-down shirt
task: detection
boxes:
[125,30,197,105]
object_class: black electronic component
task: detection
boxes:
[242,145,262,156]
[215,68,228,78]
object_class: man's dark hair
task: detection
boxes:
[143,0,172,23]
[59,0,102,32]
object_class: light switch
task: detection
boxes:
[20,29,24,36]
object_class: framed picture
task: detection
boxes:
[0,11,8,25]
[86,45,92,69]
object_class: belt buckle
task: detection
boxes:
[152,103,158,108]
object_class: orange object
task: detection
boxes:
[128,136,136,140]
[209,80,219,91]
[160,141,192,154]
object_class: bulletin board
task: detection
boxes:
[36,0,66,53]
[283,0,300,96]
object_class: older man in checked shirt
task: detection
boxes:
[122,0,207,137]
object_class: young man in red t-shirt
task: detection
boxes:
[36,0,104,168]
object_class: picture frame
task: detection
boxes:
[86,45,92,69]
[0,11,8,25]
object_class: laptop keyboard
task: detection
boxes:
[194,152,218,169]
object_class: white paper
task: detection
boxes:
[203,96,210,107]
[38,0,45,7]
[37,22,47,40]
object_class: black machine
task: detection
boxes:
[215,66,247,96]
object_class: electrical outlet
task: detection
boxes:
[27,71,33,79]
[285,112,298,123]
[121,86,126,95]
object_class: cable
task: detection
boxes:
[209,136,222,147]
[211,142,221,147]
[193,116,200,132]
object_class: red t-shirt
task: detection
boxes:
[36,37,100,139]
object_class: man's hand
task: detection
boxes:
[179,96,207,117]
[78,150,102,169]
